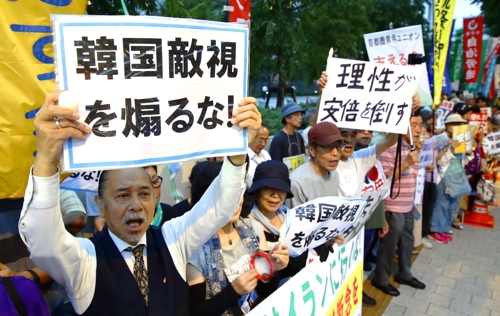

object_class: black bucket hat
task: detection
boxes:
[248,160,294,198]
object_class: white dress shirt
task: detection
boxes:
[19,157,246,314]
[246,148,271,187]
[108,230,148,273]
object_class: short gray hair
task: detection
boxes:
[305,107,317,122]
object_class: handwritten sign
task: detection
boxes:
[418,136,436,169]
[364,25,433,107]
[470,108,491,135]
[52,15,249,172]
[284,197,367,257]
[248,230,363,316]
[320,58,421,134]
[483,131,500,155]
[361,162,386,194]
[415,168,426,205]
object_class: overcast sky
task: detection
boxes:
[453,0,482,30]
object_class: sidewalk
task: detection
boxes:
[378,208,500,316]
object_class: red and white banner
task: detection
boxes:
[229,0,251,23]
[480,40,500,93]
[463,16,484,83]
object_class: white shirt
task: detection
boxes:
[19,157,246,314]
[246,148,271,187]
[108,230,148,273]
[336,145,377,198]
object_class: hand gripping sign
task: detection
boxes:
[52,15,249,172]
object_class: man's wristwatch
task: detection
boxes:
[26,269,40,285]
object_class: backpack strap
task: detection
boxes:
[2,277,28,316]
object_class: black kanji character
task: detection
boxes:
[345,205,359,222]
[321,97,343,123]
[165,98,194,133]
[317,204,336,223]
[206,40,220,78]
[218,42,238,78]
[324,228,340,240]
[167,38,204,78]
[94,36,118,79]
[84,100,117,137]
[348,64,365,89]
[75,37,98,79]
[121,98,161,138]
[343,100,361,122]
[291,231,305,248]
[123,38,163,79]
[304,230,316,247]
[331,204,350,221]
[337,64,350,88]
[197,96,224,129]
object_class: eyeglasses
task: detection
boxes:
[320,141,346,153]
[152,176,163,188]
[257,137,268,145]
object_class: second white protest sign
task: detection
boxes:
[319,57,421,134]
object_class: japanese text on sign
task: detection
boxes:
[469,108,491,135]
[284,196,366,257]
[52,15,249,172]
[320,58,421,134]
[418,136,436,169]
[483,131,500,155]
[248,230,364,316]
[463,16,484,83]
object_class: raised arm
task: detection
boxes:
[163,98,262,279]
[18,91,97,314]
[375,133,399,158]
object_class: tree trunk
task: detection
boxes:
[277,81,286,108]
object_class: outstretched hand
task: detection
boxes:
[33,91,91,177]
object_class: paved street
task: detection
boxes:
[382,208,500,316]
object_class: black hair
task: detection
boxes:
[476,95,488,104]
[411,107,422,117]
[241,190,257,218]
[261,123,269,130]
[97,170,110,200]
[189,161,223,206]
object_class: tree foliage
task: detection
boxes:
[472,0,500,36]
[88,0,159,15]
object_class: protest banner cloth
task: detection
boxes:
[60,170,101,193]
[343,179,391,243]
[466,40,488,93]
[470,108,491,135]
[463,16,484,83]
[284,197,367,257]
[319,57,421,134]
[361,162,386,194]
[419,136,436,169]
[229,0,251,23]
[433,0,457,107]
[452,125,470,154]
[248,229,364,316]
[0,1,87,199]
[283,154,306,174]
[480,39,500,94]
[482,54,498,96]
[52,15,249,172]
[364,25,433,107]
[483,131,500,155]
[450,29,463,91]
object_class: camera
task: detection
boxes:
[408,53,426,65]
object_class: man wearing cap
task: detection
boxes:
[453,102,473,121]
[269,102,306,171]
[289,121,344,207]
[371,109,426,297]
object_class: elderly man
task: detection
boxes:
[18,92,261,315]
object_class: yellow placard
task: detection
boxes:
[283,154,306,175]
[433,0,457,107]
[325,261,363,316]
[453,125,470,154]
[0,0,87,198]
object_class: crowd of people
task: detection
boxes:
[1,79,500,315]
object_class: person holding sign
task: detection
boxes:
[371,110,426,297]
[428,114,472,244]
[269,102,306,173]
[186,197,289,316]
[18,91,262,315]
[289,121,345,207]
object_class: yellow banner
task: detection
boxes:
[433,0,456,107]
[325,261,363,316]
[0,0,86,198]
[453,124,470,154]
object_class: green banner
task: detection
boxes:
[466,40,488,93]
[450,29,463,82]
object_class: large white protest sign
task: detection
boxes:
[483,131,500,155]
[364,25,433,107]
[320,58,421,134]
[284,197,366,257]
[249,229,364,316]
[418,136,435,169]
[343,179,390,243]
[52,15,249,172]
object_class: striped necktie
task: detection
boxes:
[125,245,148,305]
